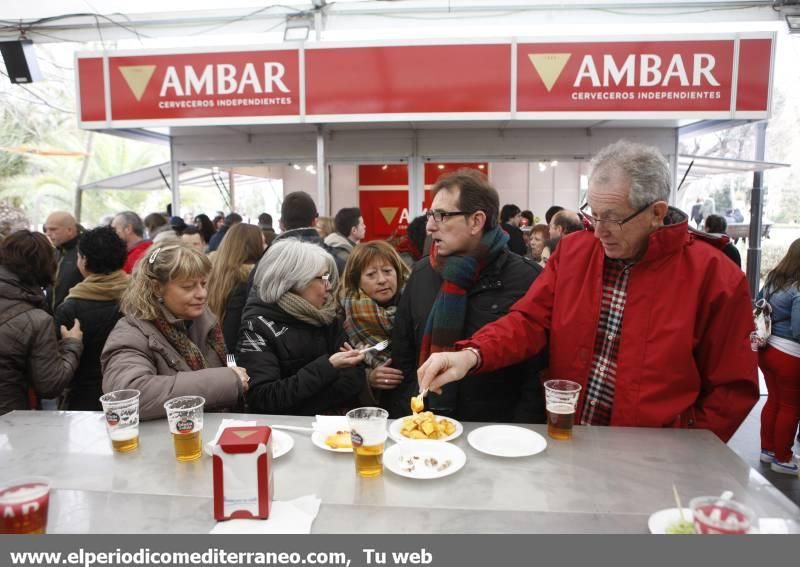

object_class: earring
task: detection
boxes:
[157,296,164,303]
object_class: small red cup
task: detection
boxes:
[0,478,51,534]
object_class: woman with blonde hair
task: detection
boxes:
[101,244,249,420]
[315,216,335,239]
[340,241,410,404]
[207,223,265,351]
[758,238,800,474]
[237,239,364,415]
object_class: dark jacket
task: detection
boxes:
[207,224,230,252]
[386,248,547,423]
[236,299,364,415]
[222,282,248,353]
[0,266,82,416]
[722,242,742,268]
[501,222,527,256]
[49,235,83,311]
[55,295,123,410]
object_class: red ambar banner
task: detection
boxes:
[517,40,735,112]
[108,50,300,120]
[305,44,511,115]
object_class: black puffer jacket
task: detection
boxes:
[222,282,248,353]
[48,235,83,311]
[0,266,82,415]
[236,299,364,415]
[55,296,122,410]
[386,248,547,423]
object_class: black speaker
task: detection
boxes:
[0,40,42,84]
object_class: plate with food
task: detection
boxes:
[311,430,353,453]
[648,508,695,534]
[467,425,547,458]
[389,412,463,443]
[384,441,466,480]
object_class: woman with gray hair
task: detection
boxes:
[237,239,365,415]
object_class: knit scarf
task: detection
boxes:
[278,292,338,327]
[420,226,509,413]
[67,270,129,302]
[342,290,397,367]
[153,311,227,371]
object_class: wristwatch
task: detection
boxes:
[461,347,482,373]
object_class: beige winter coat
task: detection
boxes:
[101,306,242,420]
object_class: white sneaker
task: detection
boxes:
[770,459,799,475]
[760,450,775,464]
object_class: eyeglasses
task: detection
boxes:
[425,210,476,223]
[314,273,332,288]
[579,202,654,231]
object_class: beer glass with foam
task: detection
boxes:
[346,407,388,478]
[0,478,50,534]
[99,389,141,452]
[164,396,205,462]
[543,380,581,440]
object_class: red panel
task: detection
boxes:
[424,162,488,184]
[78,58,106,122]
[517,41,734,112]
[359,190,411,242]
[306,45,510,115]
[108,50,300,120]
[358,164,409,186]
[736,39,772,112]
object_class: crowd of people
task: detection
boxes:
[1,139,797,474]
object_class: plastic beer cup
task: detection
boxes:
[0,478,50,534]
[347,407,388,478]
[99,389,141,452]
[164,396,205,462]
[690,496,755,534]
[544,380,582,440]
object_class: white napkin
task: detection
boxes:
[203,419,257,456]
[210,495,322,534]
[312,415,349,436]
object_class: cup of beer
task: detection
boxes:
[543,380,582,440]
[0,478,50,534]
[164,396,205,462]
[346,407,388,478]
[99,389,141,452]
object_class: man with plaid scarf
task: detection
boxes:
[418,141,758,442]
[387,169,546,423]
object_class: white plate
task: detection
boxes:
[271,429,294,459]
[467,425,547,457]
[388,415,463,443]
[648,508,694,534]
[384,441,466,480]
[311,431,352,453]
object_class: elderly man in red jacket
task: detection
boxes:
[418,140,758,442]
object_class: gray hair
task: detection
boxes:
[253,239,337,304]
[115,211,145,237]
[589,140,671,209]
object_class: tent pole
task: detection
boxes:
[316,126,327,215]
[170,138,181,217]
[746,121,767,299]
[73,132,94,223]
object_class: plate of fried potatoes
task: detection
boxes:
[389,412,463,443]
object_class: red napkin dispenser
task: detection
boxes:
[212,426,274,521]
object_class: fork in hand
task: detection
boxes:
[359,339,389,355]
[226,354,237,368]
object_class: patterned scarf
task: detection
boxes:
[277,292,338,327]
[342,290,397,368]
[153,312,227,371]
[420,225,509,413]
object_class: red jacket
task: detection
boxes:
[458,214,758,441]
[123,240,151,274]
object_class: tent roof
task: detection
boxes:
[678,154,790,178]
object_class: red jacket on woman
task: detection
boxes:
[458,213,758,441]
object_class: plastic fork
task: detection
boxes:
[360,339,389,355]
[226,354,237,368]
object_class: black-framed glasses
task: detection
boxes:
[425,209,476,223]
[579,202,654,231]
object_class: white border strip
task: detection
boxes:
[767,32,777,119]
[299,44,306,120]
[510,38,517,117]
[102,52,111,127]
[730,37,740,116]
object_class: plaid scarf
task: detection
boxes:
[421,226,509,414]
[343,290,397,368]
[153,313,227,371]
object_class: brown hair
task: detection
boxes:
[207,223,264,323]
[530,224,550,239]
[0,230,56,288]
[316,216,335,239]
[339,241,410,302]
[121,244,211,320]
[765,238,800,293]
[430,168,499,231]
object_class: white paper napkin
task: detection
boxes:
[210,495,322,534]
[203,419,257,456]
[312,415,349,436]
